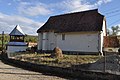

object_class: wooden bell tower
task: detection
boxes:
[6,25,27,58]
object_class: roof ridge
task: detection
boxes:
[51,9,98,18]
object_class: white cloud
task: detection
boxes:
[60,0,91,11]
[94,0,112,6]
[54,0,112,13]
[0,12,44,35]
[18,2,52,16]
[8,3,12,6]
[17,0,112,17]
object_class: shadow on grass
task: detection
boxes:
[0,54,76,79]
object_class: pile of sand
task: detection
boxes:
[89,54,120,74]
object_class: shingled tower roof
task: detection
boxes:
[10,25,25,36]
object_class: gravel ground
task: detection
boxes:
[0,60,67,80]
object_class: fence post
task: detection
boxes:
[2,31,4,54]
[104,51,106,72]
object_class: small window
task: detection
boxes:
[62,34,65,40]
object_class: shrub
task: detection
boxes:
[0,47,3,51]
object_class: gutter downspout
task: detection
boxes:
[98,31,103,56]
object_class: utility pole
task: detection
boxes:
[2,31,4,53]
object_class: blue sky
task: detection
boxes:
[0,0,119,35]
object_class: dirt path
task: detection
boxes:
[0,60,66,80]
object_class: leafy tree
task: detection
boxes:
[111,26,119,36]
[24,35,37,42]
[107,29,110,36]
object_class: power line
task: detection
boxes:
[106,12,120,18]
[105,9,120,15]
[102,5,120,14]
[108,18,120,27]
[105,9,120,27]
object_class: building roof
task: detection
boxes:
[37,9,105,33]
[104,36,119,48]
[10,25,25,36]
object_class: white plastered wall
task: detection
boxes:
[56,32,99,53]
[7,46,27,58]
[38,33,42,50]
[47,32,57,50]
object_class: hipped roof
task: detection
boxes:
[10,25,25,36]
[37,9,105,33]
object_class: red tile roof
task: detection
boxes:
[104,36,119,48]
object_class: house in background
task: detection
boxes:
[6,25,27,57]
[104,36,119,53]
[117,36,120,45]
[28,42,37,48]
[37,9,107,55]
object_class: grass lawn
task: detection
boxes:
[12,52,102,68]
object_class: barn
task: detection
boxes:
[37,9,107,55]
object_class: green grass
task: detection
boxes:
[12,52,102,68]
